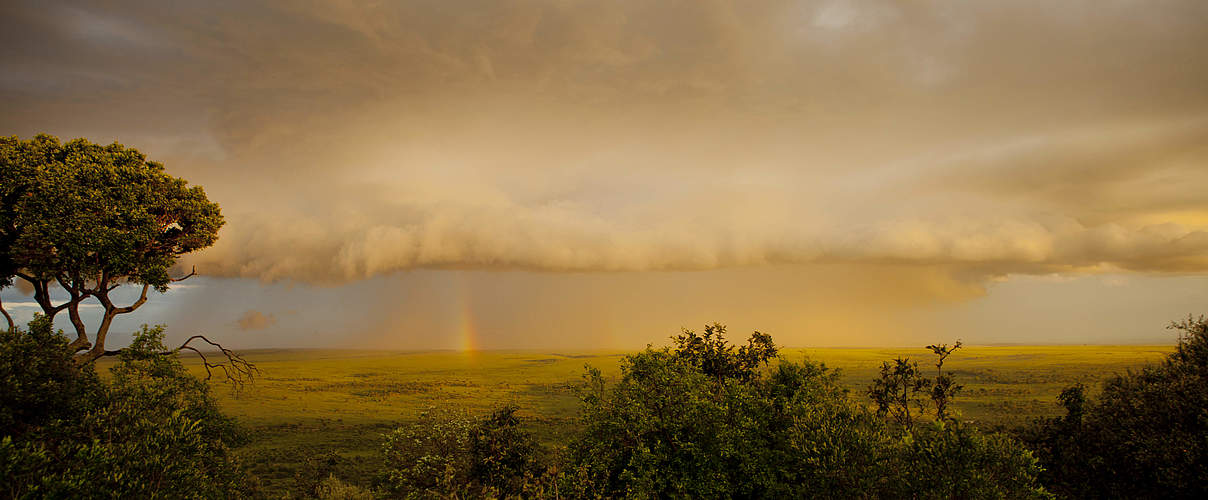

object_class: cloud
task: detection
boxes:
[3,0,1208,286]
[2,301,101,309]
[235,310,277,331]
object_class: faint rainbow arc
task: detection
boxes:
[457,288,478,353]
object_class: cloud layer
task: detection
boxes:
[3,0,1208,284]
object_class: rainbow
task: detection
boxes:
[457,287,479,354]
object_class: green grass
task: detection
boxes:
[103,345,1170,496]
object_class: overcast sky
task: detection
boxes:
[3,0,1207,349]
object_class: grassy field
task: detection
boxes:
[111,344,1171,495]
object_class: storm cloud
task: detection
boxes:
[3,0,1207,284]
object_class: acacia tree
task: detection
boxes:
[0,134,237,367]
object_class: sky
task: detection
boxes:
[2,0,1207,350]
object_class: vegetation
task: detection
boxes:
[564,324,1047,498]
[0,134,223,363]
[377,406,549,499]
[1021,315,1208,498]
[3,312,1197,498]
[148,343,1162,496]
[0,317,255,499]
[367,324,1048,498]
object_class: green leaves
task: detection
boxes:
[1022,316,1208,497]
[569,326,1049,498]
[0,134,223,358]
[0,320,255,498]
[377,405,546,499]
[1,133,222,286]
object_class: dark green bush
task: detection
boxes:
[0,315,103,439]
[1022,315,1208,498]
[378,405,549,499]
[0,318,257,499]
[568,324,1049,499]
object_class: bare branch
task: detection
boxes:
[171,266,197,283]
[174,335,259,392]
[111,283,150,315]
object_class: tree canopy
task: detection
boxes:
[0,134,223,362]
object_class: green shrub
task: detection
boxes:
[567,324,1049,498]
[0,319,257,499]
[378,405,548,499]
[0,315,103,438]
[1022,315,1208,498]
[315,474,375,500]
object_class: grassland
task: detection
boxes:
[105,345,1171,495]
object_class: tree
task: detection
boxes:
[868,357,929,430]
[869,341,965,429]
[0,134,225,365]
[926,340,963,421]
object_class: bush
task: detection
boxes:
[378,405,548,499]
[0,315,104,438]
[1022,315,1208,498]
[893,421,1049,499]
[0,319,257,499]
[567,324,1049,498]
[315,475,375,500]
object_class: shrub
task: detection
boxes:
[378,405,547,499]
[315,475,375,500]
[0,319,257,499]
[568,324,1049,498]
[1022,315,1208,498]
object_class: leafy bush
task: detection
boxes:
[1022,315,1208,498]
[378,405,548,499]
[0,318,257,499]
[567,324,1049,498]
[315,475,375,500]
[0,315,103,438]
[892,421,1049,499]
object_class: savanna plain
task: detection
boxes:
[124,344,1169,495]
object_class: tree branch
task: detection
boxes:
[56,274,93,350]
[111,283,150,315]
[0,294,13,331]
[173,335,259,392]
[171,266,196,283]
[19,273,89,326]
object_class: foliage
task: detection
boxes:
[568,325,1049,498]
[891,421,1050,499]
[867,357,930,430]
[0,315,103,438]
[671,323,777,382]
[1021,315,1208,498]
[869,341,966,430]
[0,319,257,499]
[377,405,548,499]
[926,341,963,421]
[314,475,375,500]
[0,134,223,359]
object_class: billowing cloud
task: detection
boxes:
[3,0,1207,286]
[235,310,277,331]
